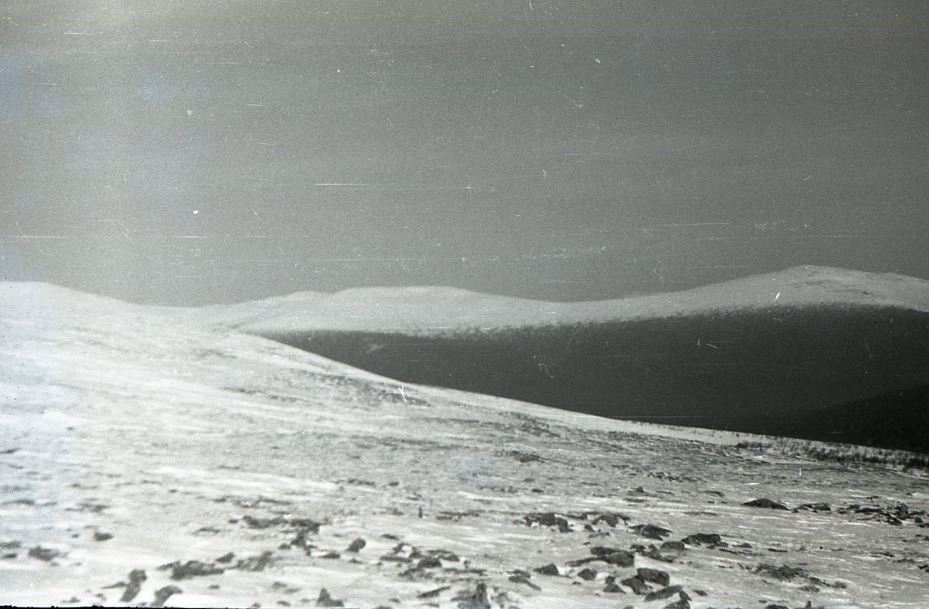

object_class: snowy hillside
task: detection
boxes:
[227,266,929,334]
[199,267,929,451]
[1,281,929,608]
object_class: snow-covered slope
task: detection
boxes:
[229,266,929,334]
[1,282,928,608]
[197,267,929,450]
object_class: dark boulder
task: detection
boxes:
[630,524,673,539]
[346,538,366,553]
[534,563,559,576]
[162,560,224,580]
[681,533,722,546]
[621,576,650,595]
[119,569,147,603]
[637,567,670,586]
[796,503,831,512]
[590,546,635,567]
[151,585,182,608]
[524,512,571,533]
[644,585,683,602]
[576,567,597,581]
[316,588,345,607]
[743,498,789,510]
[453,582,491,609]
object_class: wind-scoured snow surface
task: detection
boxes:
[1,280,928,608]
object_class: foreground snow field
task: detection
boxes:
[1,282,928,608]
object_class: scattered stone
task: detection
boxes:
[416,556,442,570]
[508,570,541,591]
[151,585,182,608]
[643,585,683,602]
[838,502,926,526]
[162,560,224,580]
[428,549,460,562]
[796,503,831,512]
[630,524,672,540]
[764,604,789,609]
[120,569,147,603]
[663,595,691,609]
[661,540,686,551]
[755,563,807,581]
[621,576,649,594]
[681,533,722,546]
[509,450,543,463]
[216,552,235,564]
[27,546,61,562]
[236,551,274,571]
[534,563,559,576]
[743,498,789,510]
[417,585,451,599]
[271,582,298,592]
[452,582,491,609]
[630,544,675,563]
[523,512,571,533]
[637,567,670,586]
[346,538,366,553]
[293,526,317,548]
[194,526,222,536]
[243,515,321,532]
[319,551,341,560]
[93,531,113,542]
[577,567,597,581]
[383,542,418,561]
[591,512,630,527]
[590,546,635,567]
[603,575,624,593]
[316,588,344,607]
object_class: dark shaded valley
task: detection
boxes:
[261,304,929,452]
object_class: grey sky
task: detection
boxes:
[2,1,928,304]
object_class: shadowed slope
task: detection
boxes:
[730,383,929,453]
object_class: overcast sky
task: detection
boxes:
[2,1,928,305]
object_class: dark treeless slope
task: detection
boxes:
[233,267,929,451]
[730,383,929,453]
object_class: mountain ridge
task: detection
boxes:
[231,265,929,334]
